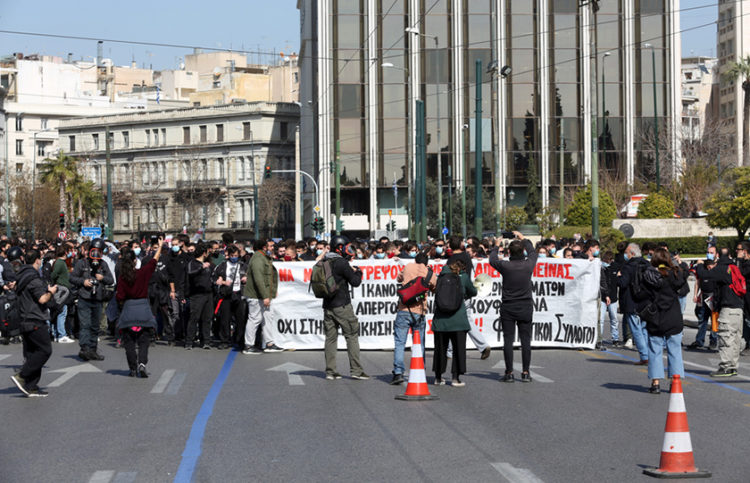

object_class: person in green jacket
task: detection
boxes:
[432,260,477,387]
[241,238,284,354]
[50,245,74,343]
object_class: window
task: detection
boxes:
[122,131,129,148]
[15,163,23,174]
[69,136,76,151]
[217,158,225,179]
[107,131,114,148]
[15,139,22,155]
[243,122,251,140]
[217,199,225,224]
[280,122,288,140]
[121,209,129,227]
[216,124,224,142]
[159,162,167,184]
[93,133,100,150]
[154,129,159,146]
[238,157,245,180]
[36,141,47,157]
[161,129,166,145]
[200,125,207,143]
[15,115,22,131]
[145,129,151,146]
[40,118,48,130]
[183,126,191,144]
[200,159,208,180]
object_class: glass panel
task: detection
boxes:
[639,0,664,15]
[426,118,451,153]
[467,15,491,49]
[338,119,362,153]
[600,83,623,116]
[637,83,666,116]
[640,15,665,48]
[466,0,490,14]
[381,12,407,44]
[424,50,450,84]
[424,15,449,46]
[510,16,535,47]
[337,0,361,15]
[425,0,448,14]
[465,49,492,82]
[382,153,407,185]
[508,83,536,117]
[336,50,361,82]
[507,49,535,83]
[509,0,533,15]
[381,84,407,118]
[380,53,407,83]
[382,119,407,153]
[597,15,621,49]
[551,84,579,118]
[508,118,539,151]
[599,117,623,151]
[551,49,579,83]
[425,84,450,119]
[336,84,362,118]
[598,0,621,15]
[551,0,578,14]
[335,15,362,49]
[340,154,363,186]
[638,48,665,83]
[550,15,577,49]
[549,117,581,151]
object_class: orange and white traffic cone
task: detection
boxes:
[395,330,438,401]
[643,375,711,478]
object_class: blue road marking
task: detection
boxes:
[602,349,750,396]
[174,350,238,482]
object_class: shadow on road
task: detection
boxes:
[600,382,650,393]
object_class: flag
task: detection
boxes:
[156,85,161,104]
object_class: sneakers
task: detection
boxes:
[433,378,445,386]
[78,350,90,361]
[57,336,75,344]
[648,383,661,394]
[128,369,137,377]
[686,341,702,350]
[709,340,718,350]
[611,340,622,348]
[710,367,738,378]
[242,346,263,355]
[480,347,491,360]
[264,344,285,353]
[27,389,49,398]
[634,360,649,366]
[201,344,212,350]
[501,372,515,383]
[624,338,633,349]
[595,342,606,351]
[87,350,105,361]
[520,372,532,383]
[390,374,405,385]
[137,363,149,378]
[325,372,343,381]
[11,374,30,396]
[351,373,370,380]
[452,380,465,387]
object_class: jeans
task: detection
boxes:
[77,298,102,350]
[599,301,619,342]
[694,303,717,347]
[626,313,649,361]
[678,296,687,315]
[647,332,684,380]
[55,304,68,339]
[392,311,426,375]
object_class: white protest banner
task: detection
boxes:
[265,257,600,350]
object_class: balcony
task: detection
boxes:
[175,178,226,189]
[110,182,134,192]
[231,221,254,229]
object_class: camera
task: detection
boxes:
[501,231,515,239]
[89,278,99,296]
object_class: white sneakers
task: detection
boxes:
[624,339,633,349]
[57,336,75,343]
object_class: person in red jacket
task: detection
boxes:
[116,237,163,378]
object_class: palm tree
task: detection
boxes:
[38,151,77,214]
[725,56,750,166]
[67,173,104,221]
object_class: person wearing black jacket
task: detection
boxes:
[11,249,58,397]
[642,248,688,394]
[489,231,537,383]
[166,237,190,343]
[736,241,750,356]
[695,247,745,377]
[70,238,114,362]
[617,243,652,365]
[185,243,214,349]
[322,236,368,380]
[211,245,247,350]
[144,242,172,345]
[601,251,620,347]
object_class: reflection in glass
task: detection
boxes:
[335,15,362,49]
[340,154,364,187]
[508,84,537,118]
[382,119,407,153]
[381,153,407,186]
[338,119,362,153]
[381,84,407,118]
[336,84,362,118]
[550,15,578,49]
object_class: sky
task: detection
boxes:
[0,0,719,69]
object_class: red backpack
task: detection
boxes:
[397,268,433,307]
[729,264,747,297]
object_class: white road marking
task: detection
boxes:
[492,361,554,383]
[150,369,176,394]
[266,362,315,385]
[112,471,137,483]
[684,359,750,381]
[47,363,102,387]
[165,373,186,395]
[0,354,11,362]
[492,462,544,483]
[88,471,115,483]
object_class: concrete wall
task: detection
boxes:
[611,218,737,238]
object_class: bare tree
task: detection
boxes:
[172,147,225,233]
[257,177,293,237]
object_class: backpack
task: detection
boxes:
[310,258,338,299]
[0,291,21,337]
[397,268,433,307]
[630,261,651,302]
[728,264,747,297]
[434,271,463,314]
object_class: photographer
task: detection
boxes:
[70,238,114,361]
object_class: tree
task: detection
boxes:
[38,151,77,214]
[565,185,617,227]
[525,154,541,223]
[67,174,105,221]
[725,56,750,166]
[705,166,750,240]
[637,192,675,219]
[258,177,293,237]
[13,184,59,240]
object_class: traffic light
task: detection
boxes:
[264,165,272,179]
[387,220,396,232]
[59,212,65,230]
[77,218,83,233]
[311,216,324,232]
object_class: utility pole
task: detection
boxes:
[588,4,600,241]
[0,86,9,238]
[105,125,113,239]
[335,139,341,235]
[415,100,427,241]
[474,59,483,238]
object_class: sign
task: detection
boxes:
[57,231,67,240]
[81,226,102,239]
[314,205,321,213]
[623,194,648,218]
[267,258,600,350]
[442,227,449,235]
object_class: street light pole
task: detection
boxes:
[645,43,660,190]
[587,3,600,241]
[474,59,483,238]
[601,52,610,172]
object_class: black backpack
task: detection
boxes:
[434,271,463,314]
[631,261,651,302]
[0,291,21,337]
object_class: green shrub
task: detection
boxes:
[506,206,528,231]
[637,193,675,219]
[628,236,737,255]
[564,185,617,227]
[543,225,625,253]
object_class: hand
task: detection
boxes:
[95,273,104,281]
[202,262,211,269]
[48,284,58,295]
[513,230,523,240]
[241,276,247,283]
[616,271,621,277]
[605,296,611,306]
[263,298,271,308]
[170,291,176,300]
[693,295,699,303]
[216,277,224,285]
[84,280,93,288]
[224,280,233,286]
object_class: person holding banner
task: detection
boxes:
[489,231,537,383]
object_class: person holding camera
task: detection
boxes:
[70,238,114,362]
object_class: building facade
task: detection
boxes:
[58,102,300,239]
[299,0,682,237]
[681,56,718,141]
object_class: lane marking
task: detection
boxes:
[112,472,137,483]
[492,361,553,383]
[47,363,102,387]
[166,373,186,395]
[151,369,176,394]
[174,350,238,482]
[491,462,544,483]
[88,471,115,483]
[708,357,750,374]
[266,362,315,385]
[0,354,11,362]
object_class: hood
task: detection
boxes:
[324,252,343,261]
[15,264,40,293]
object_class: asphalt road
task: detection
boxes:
[1,322,749,483]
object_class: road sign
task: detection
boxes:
[57,231,67,240]
[314,205,321,213]
[442,227,449,235]
[81,226,102,238]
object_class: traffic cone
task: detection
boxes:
[643,375,711,478]
[395,330,438,401]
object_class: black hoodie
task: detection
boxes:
[16,264,50,324]
[695,256,744,310]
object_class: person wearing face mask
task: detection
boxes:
[583,239,608,350]
[70,238,114,361]
[166,235,190,345]
[185,243,216,350]
[536,246,548,259]
[370,243,387,260]
[242,238,285,354]
[432,240,448,260]
[617,243,651,365]
[50,245,74,343]
[600,251,620,348]
[212,245,248,350]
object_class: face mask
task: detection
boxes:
[624,253,630,261]
[593,249,600,257]
[538,253,547,258]
[90,260,100,267]
[375,252,385,259]
[436,247,444,255]
[171,245,180,253]
[316,249,324,256]
[602,262,610,268]
[706,252,715,261]
[67,251,74,258]
[523,250,528,257]
[646,255,652,261]
[409,251,417,258]
[549,247,556,255]
[229,256,239,263]
[133,247,141,256]
[357,253,364,259]
[211,252,219,258]
[266,250,274,257]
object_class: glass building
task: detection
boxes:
[298,0,681,237]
